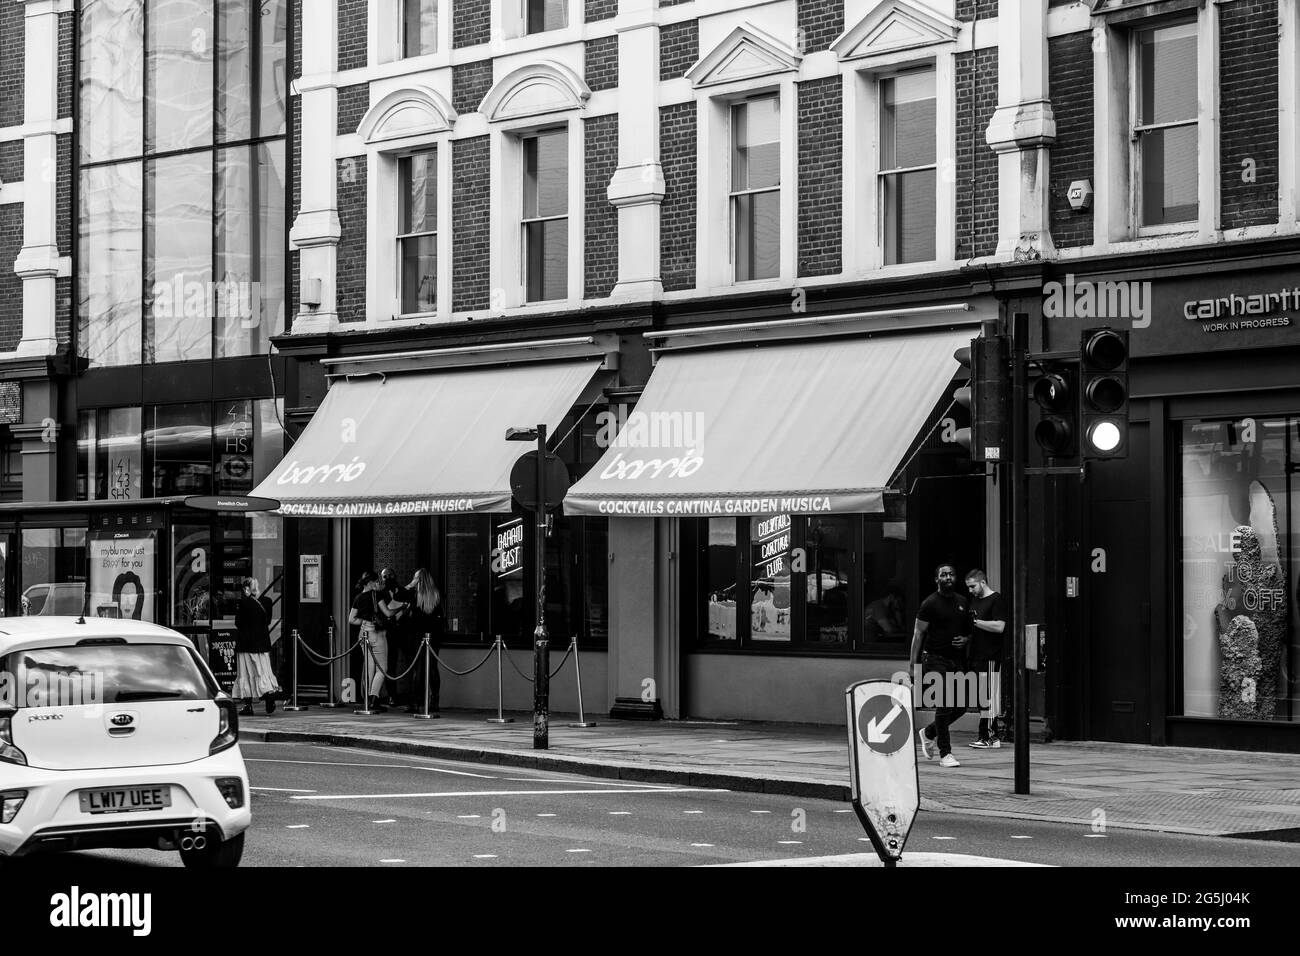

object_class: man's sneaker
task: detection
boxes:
[917,728,934,760]
[987,737,1002,748]
[969,738,991,749]
[939,754,961,768]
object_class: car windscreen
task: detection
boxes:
[2,643,218,708]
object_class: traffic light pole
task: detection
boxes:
[1011,312,1030,795]
[533,423,550,751]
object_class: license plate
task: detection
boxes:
[79,786,172,814]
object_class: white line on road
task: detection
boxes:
[373,819,397,824]
[250,786,318,793]
[457,815,481,819]
[608,811,631,815]
[778,840,803,845]
[683,810,704,814]
[246,757,495,778]
[292,787,729,801]
[749,810,771,814]
[566,849,591,854]
[286,824,310,829]
[501,777,672,788]
[1010,835,1032,840]
[473,854,497,859]
[537,813,557,818]
[1085,834,1107,838]
[932,836,957,841]
[833,809,852,814]
[691,843,714,848]
[380,859,406,863]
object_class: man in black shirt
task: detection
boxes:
[909,564,970,766]
[965,569,1007,748]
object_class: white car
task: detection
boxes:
[0,617,250,868]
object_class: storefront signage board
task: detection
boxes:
[300,555,322,603]
[185,495,281,512]
[87,532,157,623]
[845,678,919,865]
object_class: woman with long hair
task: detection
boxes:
[233,577,282,715]
[400,568,445,713]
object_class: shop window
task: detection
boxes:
[402,0,437,57]
[172,522,212,627]
[705,518,741,642]
[879,68,937,265]
[521,128,569,302]
[1133,20,1198,229]
[443,515,484,639]
[80,407,144,501]
[1179,416,1300,723]
[0,440,22,502]
[730,95,781,282]
[21,529,88,617]
[802,516,854,647]
[398,149,438,314]
[147,403,214,496]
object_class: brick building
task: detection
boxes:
[3,0,1300,748]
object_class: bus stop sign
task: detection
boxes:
[846,678,920,865]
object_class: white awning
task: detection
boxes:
[253,360,599,516]
[564,329,970,517]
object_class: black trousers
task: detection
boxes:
[922,654,967,757]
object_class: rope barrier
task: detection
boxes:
[359,637,426,683]
[501,643,535,684]
[548,642,574,680]
[427,643,498,676]
[295,630,363,665]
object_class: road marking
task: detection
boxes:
[457,814,481,819]
[858,837,871,842]
[1085,834,1107,838]
[246,757,495,778]
[380,859,405,863]
[749,810,771,815]
[286,824,310,829]
[683,810,704,814]
[250,786,317,793]
[778,840,802,845]
[473,854,497,859]
[709,852,1050,868]
[373,819,397,824]
[1010,835,1032,840]
[292,787,728,801]
[501,777,670,788]
[833,809,852,814]
[608,811,631,816]
[566,849,591,854]
[690,843,714,848]
[537,813,557,818]
[932,836,957,840]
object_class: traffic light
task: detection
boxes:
[952,333,1009,462]
[1080,328,1129,459]
[1032,363,1077,461]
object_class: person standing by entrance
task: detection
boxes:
[910,564,970,767]
[233,577,282,716]
[965,569,1007,748]
[399,568,446,713]
[348,572,391,713]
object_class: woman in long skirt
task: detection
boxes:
[233,577,282,715]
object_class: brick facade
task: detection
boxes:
[0,0,24,128]
[797,0,843,56]
[955,0,998,19]
[336,156,367,324]
[58,12,73,120]
[585,36,619,93]
[291,0,302,80]
[453,0,491,50]
[586,0,618,22]
[0,207,23,351]
[955,47,999,261]
[797,77,842,278]
[658,0,693,7]
[584,114,619,299]
[57,134,71,256]
[289,93,301,328]
[453,61,494,115]
[0,142,21,185]
[337,0,367,72]
[337,84,370,137]
[452,136,491,312]
[1048,32,1094,249]
[1219,0,1279,230]
[659,102,696,292]
[659,20,698,82]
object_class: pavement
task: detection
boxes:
[239,705,1300,839]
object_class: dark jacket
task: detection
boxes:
[234,595,272,653]
[399,587,446,648]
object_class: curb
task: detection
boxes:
[241,727,855,802]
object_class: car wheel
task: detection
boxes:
[178,832,245,869]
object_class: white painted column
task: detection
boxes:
[289,0,342,333]
[985,0,1056,260]
[13,0,67,357]
[607,0,664,300]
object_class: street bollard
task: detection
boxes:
[486,635,514,724]
[567,635,596,728]
[413,634,438,720]
[353,638,374,716]
[283,628,308,711]
[317,623,343,708]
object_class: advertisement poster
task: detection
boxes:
[87,532,157,623]
[209,631,238,691]
[300,554,322,603]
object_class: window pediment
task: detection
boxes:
[357,86,457,143]
[1089,0,1202,24]
[829,0,960,62]
[685,23,802,90]
[479,62,591,122]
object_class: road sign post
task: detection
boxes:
[845,679,919,866]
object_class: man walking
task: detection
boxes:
[910,564,970,768]
[965,569,1007,749]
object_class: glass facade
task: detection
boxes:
[1179,416,1300,722]
[78,0,288,367]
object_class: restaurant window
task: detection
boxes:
[398,149,438,315]
[525,0,566,34]
[730,95,780,282]
[402,0,437,57]
[521,128,568,302]
[78,0,288,367]
[1133,20,1198,229]
[1179,416,1299,723]
[879,68,937,265]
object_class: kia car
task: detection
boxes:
[0,617,250,868]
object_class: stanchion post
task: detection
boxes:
[283,628,308,711]
[317,622,343,708]
[567,635,596,728]
[413,634,436,720]
[353,637,374,715]
[486,635,514,724]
